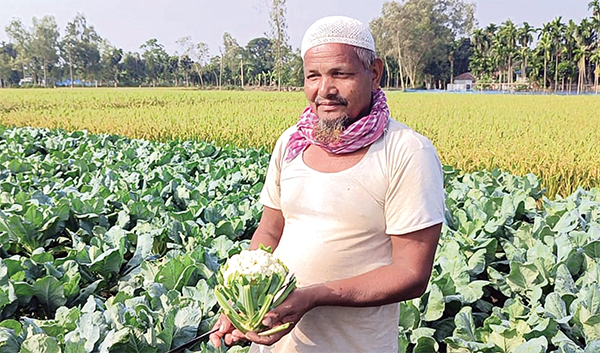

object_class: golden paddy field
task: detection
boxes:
[1,88,599,197]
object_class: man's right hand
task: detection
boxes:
[209,314,246,348]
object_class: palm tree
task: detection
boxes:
[574,46,590,94]
[472,28,487,52]
[448,40,460,84]
[590,0,600,14]
[591,48,600,93]
[537,25,553,91]
[589,0,600,90]
[491,32,507,86]
[549,17,566,91]
[470,28,486,79]
[590,0,600,40]
[471,28,497,81]
[517,22,535,81]
[486,23,498,38]
[573,19,594,93]
[563,20,579,91]
[498,20,518,85]
[529,48,546,89]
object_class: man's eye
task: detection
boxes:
[333,72,348,77]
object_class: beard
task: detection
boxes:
[313,114,352,144]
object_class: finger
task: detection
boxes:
[228,332,244,345]
[231,329,246,340]
[226,330,245,345]
[262,311,281,326]
[246,331,284,346]
[225,332,240,346]
[209,332,222,348]
[219,316,232,333]
[245,327,291,346]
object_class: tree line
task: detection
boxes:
[1,0,599,92]
[0,0,297,89]
[369,0,600,93]
[469,0,600,93]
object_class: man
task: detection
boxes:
[210,15,445,352]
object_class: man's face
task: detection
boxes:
[303,43,380,125]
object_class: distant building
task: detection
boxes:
[18,77,33,86]
[447,72,475,92]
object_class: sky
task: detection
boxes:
[0,0,594,56]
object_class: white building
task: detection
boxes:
[447,72,475,92]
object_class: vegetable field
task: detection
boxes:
[1,88,599,197]
[1,88,600,352]
[0,127,266,352]
[0,126,599,352]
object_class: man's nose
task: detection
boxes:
[318,75,338,98]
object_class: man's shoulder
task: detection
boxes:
[384,118,436,152]
[269,125,297,160]
[279,125,297,140]
[273,125,297,149]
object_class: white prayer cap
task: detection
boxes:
[301,16,375,59]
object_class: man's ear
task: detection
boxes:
[371,58,384,90]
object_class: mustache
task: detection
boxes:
[315,95,348,106]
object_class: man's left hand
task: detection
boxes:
[245,286,316,346]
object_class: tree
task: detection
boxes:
[5,19,31,81]
[549,17,566,91]
[285,48,304,87]
[496,20,518,86]
[590,0,600,50]
[370,16,395,88]
[179,54,192,86]
[591,48,600,93]
[140,38,169,86]
[559,20,579,91]
[470,28,492,80]
[193,42,210,87]
[268,0,289,90]
[246,37,274,86]
[376,1,407,89]
[537,25,553,90]
[448,40,459,84]
[120,51,144,86]
[61,13,102,87]
[516,22,534,81]
[221,32,242,86]
[31,15,60,86]
[589,0,600,93]
[372,0,475,89]
[167,55,179,86]
[573,19,594,93]
[206,55,221,87]
[100,42,122,87]
[175,36,209,86]
[176,36,194,86]
[451,38,473,77]
[0,42,20,87]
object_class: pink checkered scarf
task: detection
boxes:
[284,88,389,162]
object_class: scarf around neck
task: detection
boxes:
[284,88,389,162]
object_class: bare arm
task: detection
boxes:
[308,223,441,306]
[247,223,442,345]
[249,206,285,250]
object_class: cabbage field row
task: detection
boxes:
[0,126,600,352]
[1,88,600,197]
